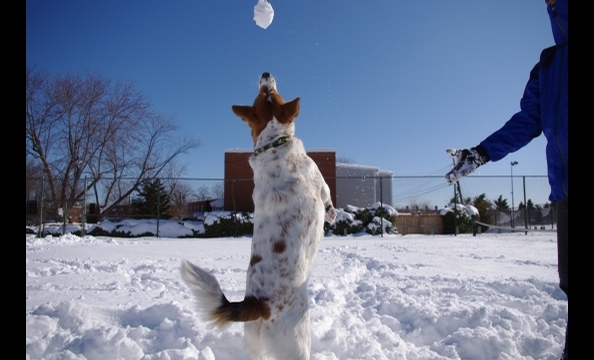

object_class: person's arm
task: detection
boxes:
[479,62,543,162]
[445,61,543,184]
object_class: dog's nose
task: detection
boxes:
[261,72,271,79]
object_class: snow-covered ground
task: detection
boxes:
[26,229,566,359]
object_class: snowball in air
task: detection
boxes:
[254,0,274,29]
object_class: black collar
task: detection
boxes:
[254,135,292,155]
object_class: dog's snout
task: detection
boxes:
[258,72,276,91]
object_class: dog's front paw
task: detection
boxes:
[325,205,337,225]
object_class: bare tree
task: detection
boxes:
[169,182,196,220]
[196,185,212,200]
[26,158,45,225]
[407,200,431,214]
[211,182,224,198]
[26,65,200,218]
[161,161,196,220]
[337,156,355,164]
[26,159,44,202]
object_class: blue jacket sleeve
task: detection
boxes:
[479,63,543,162]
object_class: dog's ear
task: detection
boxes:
[273,97,300,124]
[232,105,255,123]
[233,104,269,146]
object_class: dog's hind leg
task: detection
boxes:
[261,309,311,360]
[244,320,265,360]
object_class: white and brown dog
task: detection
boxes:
[181,72,336,360]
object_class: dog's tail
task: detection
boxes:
[180,260,271,330]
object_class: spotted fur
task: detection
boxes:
[181,73,336,360]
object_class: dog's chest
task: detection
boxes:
[249,139,322,212]
[246,139,326,297]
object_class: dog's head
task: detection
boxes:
[232,72,300,146]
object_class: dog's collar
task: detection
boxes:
[254,135,292,156]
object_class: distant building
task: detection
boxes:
[335,163,394,208]
[187,198,224,219]
[102,204,133,222]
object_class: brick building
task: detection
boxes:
[224,149,337,213]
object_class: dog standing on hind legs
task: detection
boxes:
[181,72,337,360]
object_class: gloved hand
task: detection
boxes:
[444,146,490,184]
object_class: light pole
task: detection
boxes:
[510,161,518,229]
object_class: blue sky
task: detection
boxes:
[26,0,554,207]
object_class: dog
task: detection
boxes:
[181,72,336,360]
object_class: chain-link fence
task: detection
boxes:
[389,174,555,230]
[26,174,553,236]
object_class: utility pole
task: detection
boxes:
[510,161,518,230]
